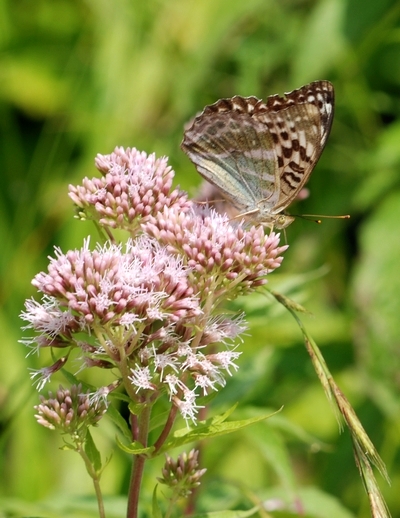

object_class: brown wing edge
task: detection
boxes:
[181,80,334,148]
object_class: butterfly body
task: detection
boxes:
[181,81,334,229]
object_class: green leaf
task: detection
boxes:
[116,434,155,456]
[173,404,238,441]
[84,429,102,472]
[106,404,132,441]
[60,369,97,394]
[152,485,163,518]
[160,406,280,454]
[129,400,148,416]
[109,390,132,404]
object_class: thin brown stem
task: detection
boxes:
[127,404,152,518]
[153,404,178,454]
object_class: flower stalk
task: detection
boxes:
[127,405,152,518]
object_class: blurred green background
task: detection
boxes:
[1,0,400,516]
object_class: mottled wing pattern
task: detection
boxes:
[182,96,277,213]
[181,81,334,226]
[261,81,334,213]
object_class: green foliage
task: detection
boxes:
[152,485,163,518]
[85,429,102,473]
[160,406,278,454]
[2,0,400,516]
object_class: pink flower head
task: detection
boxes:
[69,147,191,232]
[30,237,200,327]
[144,206,288,301]
[20,235,203,385]
[34,384,107,432]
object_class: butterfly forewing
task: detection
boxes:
[181,80,334,228]
[183,99,278,211]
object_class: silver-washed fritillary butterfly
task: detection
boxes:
[181,80,334,229]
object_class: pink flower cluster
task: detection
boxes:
[21,146,288,424]
[144,206,287,300]
[34,384,107,432]
[69,147,190,232]
[30,238,198,327]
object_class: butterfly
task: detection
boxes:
[181,80,334,229]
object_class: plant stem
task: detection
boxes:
[127,404,152,518]
[93,475,106,518]
[153,404,178,454]
[78,445,106,518]
[165,492,180,518]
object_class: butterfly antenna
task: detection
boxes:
[293,214,350,224]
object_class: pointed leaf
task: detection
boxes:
[160,408,280,453]
[152,484,163,518]
[84,429,102,472]
[106,404,132,441]
[116,434,155,456]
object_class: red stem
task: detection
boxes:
[153,404,178,454]
[126,405,152,518]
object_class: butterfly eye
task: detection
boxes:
[274,214,295,229]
